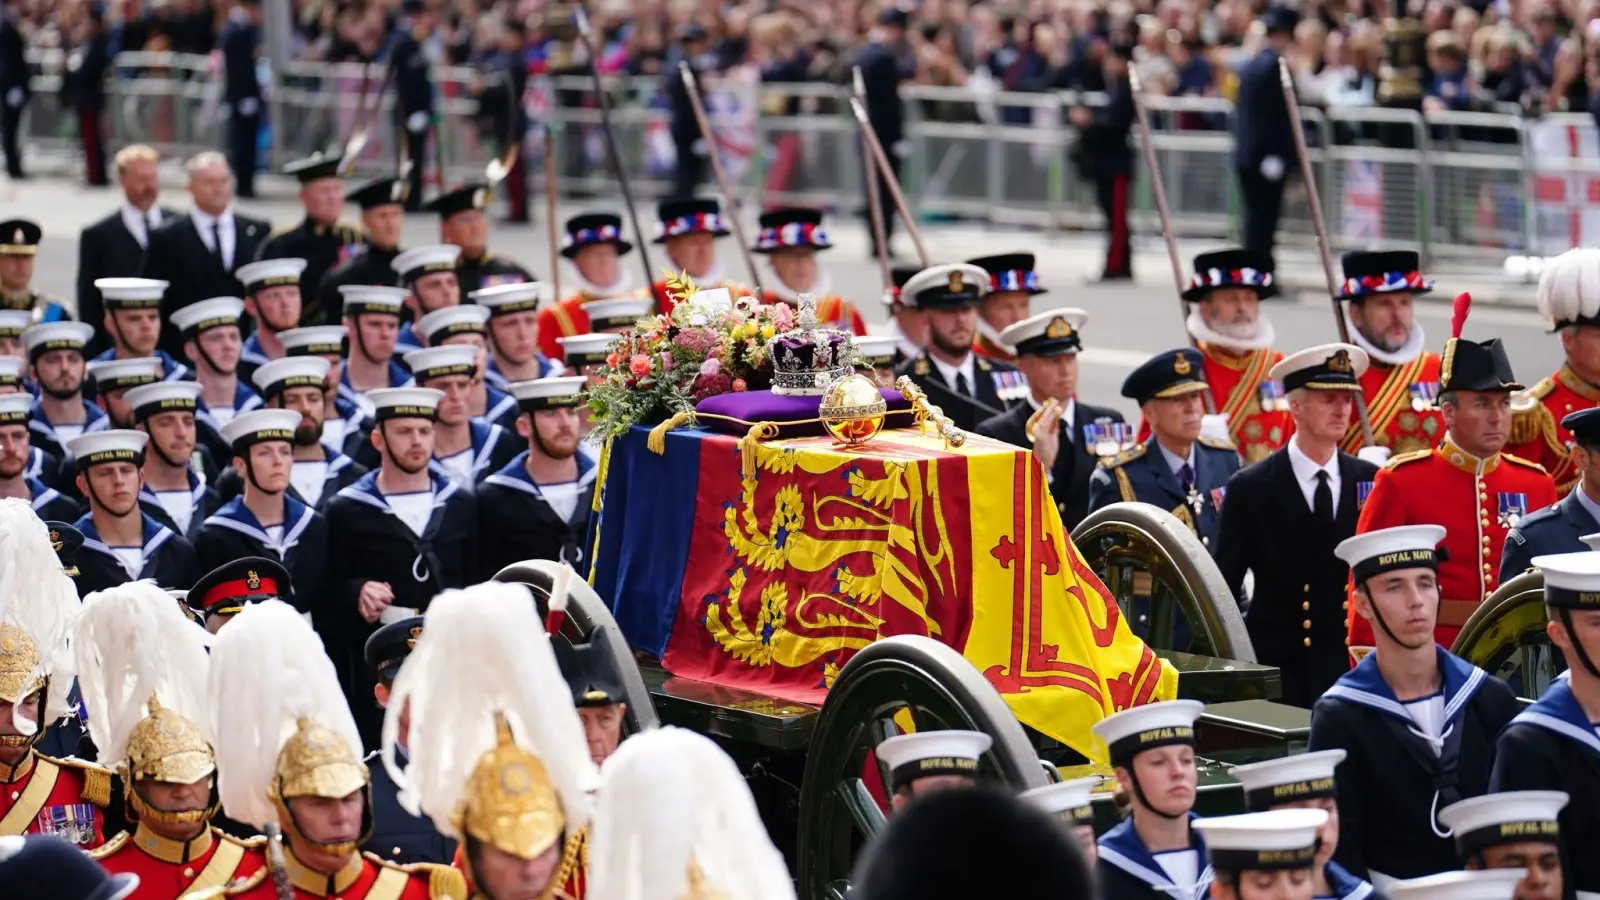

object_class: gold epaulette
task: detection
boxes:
[1509,378,1556,445]
[1098,443,1147,469]
[217,830,267,850]
[265,222,297,240]
[336,220,365,241]
[1198,435,1236,451]
[179,866,269,899]
[373,855,468,900]
[1385,448,1432,469]
[43,754,115,807]
[88,830,130,860]
[1501,452,1549,474]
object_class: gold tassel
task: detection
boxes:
[741,421,781,481]
[79,761,113,808]
[647,411,693,454]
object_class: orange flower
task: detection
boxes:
[629,354,652,378]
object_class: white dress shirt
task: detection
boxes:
[929,352,978,397]
[119,204,163,249]
[189,206,237,270]
[1287,435,1341,517]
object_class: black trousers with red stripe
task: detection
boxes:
[78,103,106,186]
[1095,169,1132,278]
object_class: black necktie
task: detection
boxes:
[1179,462,1194,493]
[1314,469,1333,523]
[209,220,224,267]
[955,371,971,397]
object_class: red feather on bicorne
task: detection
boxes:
[1451,292,1472,339]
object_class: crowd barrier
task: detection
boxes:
[21,49,1600,263]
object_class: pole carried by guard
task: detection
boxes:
[339,62,398,175]
[1277,57,1377,447]
[853,66,893,292]
[847,95,930,267]
[677,61,764,295]
[544,123,563,304]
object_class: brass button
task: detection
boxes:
[1202,537,1210,546]
[1303,584,1311,593]
[1342,601,1350,611]
[1302,601,1311,611]
[1304,637,1312,647]
[1303,619,1312,629]
[182,867,194,879]
[1483,563,1493,573]
[393,846,402,856]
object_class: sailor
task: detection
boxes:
[254,152,364,328]
[1089,348,1240,551]
[425,183,533,295]
[0,394,79,522]
[170,297,261,444]
[1313,525,1520,886]
[386,346,519,485]
[247,356,367,509]
[324,387,478,750]
[87,356,164,430]
[0,309,30,369]
[1437,791,1567,900]
[552,634,629,768]
[359,617,455,866]
[537,213,636,362]
[276,325,372,458]
[383,582,592,900]
[124,381,219,541]
[1490,550,1600,898]
[882,263,928,368]
[966,253,1043,363]
[644,197,748,317]
[235,257,309,388]
[186,556,291,635]
[976,308,1126,531]
[0,219,71,324]
[1174,247,1291,464]
[337,285,413,405]
[22,321,103,465]
[1018,776,1100,866]
[478,376,596,574]
[1502,407,1600,579]
[1385,870,1528,900]
[1214,343,1381,706]
[556,333,621,451]
[874,730,991,813]
[315,173,409,325]
[753,207,866,335]
[392,244,463,352]
[1506,248,1600,496]
[1350,310,1556,651]
[583,296,653,337]
[89,278,190,383]
[1092,699,1212,900]
[1227,751,1377,900]
[67,431,201,594]
[853,335,900,390]
[78,581,269,896]
[471,282,564,388]
[0,502,112,846]
[415,305,519,430]
[893,263,1023,432]
[1337,250,1445,458]
[1191,809,1331,900]
[206,600,464,899]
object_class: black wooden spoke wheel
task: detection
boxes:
[1072,502,1255,662]
[795,636,1047,900]
[1451,570,1565,701]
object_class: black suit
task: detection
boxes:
[219,16,262,197]
[390,27,432,211]
[78,207,177,358]
[893,350,1018,433]
[0,10,27,179]
[853,38,910,254]
[1232,47,1298,269]
[1214,447,1378,707]
[142,212,269,357]
[976,399,1125,531]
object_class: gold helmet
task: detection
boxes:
[0,499,82,750]
[455,713,566,859]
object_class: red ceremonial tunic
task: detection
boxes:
[1348,438,1557,652]
[537,292,605,363]
[1135,344,1292,463]
[228,848,457,900]
[972,330,1016,363]
[1339,352,1446,456]
[92,823,268,899]
[0,750,112,847]
[1505,364,1600,496]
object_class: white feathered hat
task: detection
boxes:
[0,498,81,735]
[1536,247,1600,331]
[589,726,796,900]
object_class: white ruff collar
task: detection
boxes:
[1186,307,1277,353]
[1343,303,1427,366]
[567,266,634,300]
[761,266,834,305]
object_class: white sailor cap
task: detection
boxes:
[170,296,246,336]
[22,321,94,361]
[1191,809,1329,872]
[393,245,463,283]
[1535,247,1600,330]
[368,387,444,421]
[236,258,307,293]
[339,285,409,316]
[0,392,30,423]
[403,345,478,383]
[582,296,652,332]
[67,429,149,467]
[124,380,203,421]
[95,277,168,309]
[875,730,992,790]
[469,281,551,314]
[1269,343,1368,392]
[0,356,23,388]
[900,264,989,311]
[1089,699,1204,766]
[252,356,332,397]
[1386,869,1528,900]
[1019,776,1098,827]
[1531,550,1600,610]
[1334,525,1447,584]
[418,304,490,343]
[556,333,621,368]
[853,335,899,368]
[1437,791,1566,857]
[1000,309,1088,357]
[1583,533,1600,552]
[279,325,348,357]
[0,309,30,338]
[509,376,586,412]
[1228,749,1346,811]
[86,356,164,391]
[221,409,302,452]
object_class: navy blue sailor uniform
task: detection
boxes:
[215,443,366,511]
[196,496,328,625]
[1097,814,1214,900]
[84,348,191,387]
[137,471,220,544]
[28,476,80,523]
[478,450,599,575]
[73,513,201,595]
[27,398,108,462]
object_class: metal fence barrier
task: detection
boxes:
[20,50,1600,264]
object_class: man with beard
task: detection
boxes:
[325,387,478,750]
[1338,250,1445,459]
[0,220,71,325]
[241,357,366,509]
[894,263,1024,432]
[537,212,636,361]
[21,321,104,462]
[471,282,565,387]
[86,356,163,430]
[337,285,414,410]
[0,393,78,522]
[1506,248,1600,496]
[125,381,220,543]
[276,326,372,460]
[89,277,191,382]
[171,296,261,433]
[198,409,328,629]
[67,430,201,595]
[236,257,308,388]
[425,184,533,295]
[754,208,866,335]
[316,173,408,324]
[478,376,595,573]
[389,346,519,485]
[882,264,927,367]
[416,305,518,430]
[642,198,749,316]
[255,152,364,328]
[392,245,462,352]
[555,332,620,458]
[967,253,1043,363]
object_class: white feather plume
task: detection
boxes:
[75,580,213,765]
[0,498,82,731]
[588,727,796,900]
[1537,247,1600,327]
[382,581,598,838]
[207,599,358,830]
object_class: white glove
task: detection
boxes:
[406,111,429,134]
[892,139,913,158]
[1356,445,1392,466]
[690,138,708,156]
[4,88,21,109]
[1260,155,1285,181]
[237,97,260,116]
[1200,413,1232,444]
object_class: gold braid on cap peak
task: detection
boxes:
[455,712,565,862]
[125,695,219,829]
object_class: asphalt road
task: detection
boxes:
[11,172,1559,421]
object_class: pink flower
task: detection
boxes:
[629,354,652,378]
[659,351,675,371]
[732,378,748,392]
[699,357,721,376]
[770,302,795,332]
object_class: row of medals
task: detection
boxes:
[1254,381,1441,414]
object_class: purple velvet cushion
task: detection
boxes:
[694,388,912,438]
